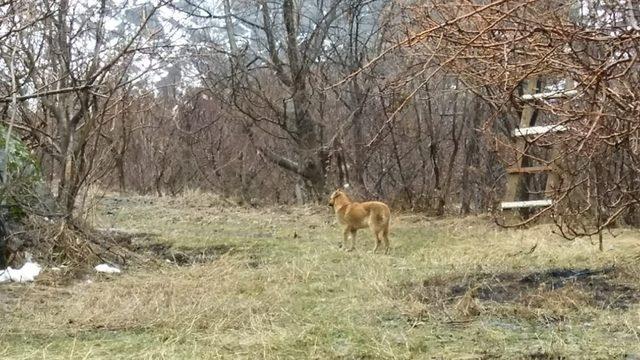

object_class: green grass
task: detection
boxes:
[2,191,640,359]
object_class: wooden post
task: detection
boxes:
[503,78,538,203]
[545,79,574,197]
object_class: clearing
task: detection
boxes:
[2,192,640,359]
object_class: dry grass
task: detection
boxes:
[2,193,640,359]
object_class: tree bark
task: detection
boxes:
[460,97,482,215]
[282,0,327,201]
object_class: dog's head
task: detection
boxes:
[328,189,344,206]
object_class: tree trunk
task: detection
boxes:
[436,91,463,216]
[461,97,481,215]
[423,84,442,213]
[350,79,367,191]
[283,0,326,201]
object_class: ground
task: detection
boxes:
[2,192,640,359]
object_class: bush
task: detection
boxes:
[0,126,47,268]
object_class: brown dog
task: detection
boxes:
[328,189,391,254]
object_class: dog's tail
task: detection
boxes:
[377,213,389,227]
[376,205,391,228]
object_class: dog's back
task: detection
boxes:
[342,200,390,230]
[363,201,390,223]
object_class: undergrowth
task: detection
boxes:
[2,193,640,359]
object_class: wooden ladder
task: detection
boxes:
[501,78,575,211]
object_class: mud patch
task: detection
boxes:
[99,228,159,245]
[132,242,234,265]
[526,351,566,360]
[405,266,640,311]
[100,229,233,266]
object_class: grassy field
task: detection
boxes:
[2,192,640,359]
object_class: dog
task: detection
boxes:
[328,189,391,254]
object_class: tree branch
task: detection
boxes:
[0,85,94,103]
[257,147,300,175]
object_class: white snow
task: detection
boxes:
[513,125,568,137]
[501,199,553,210]
[0,261,42,283]
[95,264,121,274]
[521,89,578,101]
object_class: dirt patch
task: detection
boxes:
[100,229,233,266]
[525,351,566,360]
[133,242,233,265]
[99,228,158,244]
[405,266,640,311]
[0,287,19,313]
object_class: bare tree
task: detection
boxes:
[0,0,171,217]
[392,0,640,235]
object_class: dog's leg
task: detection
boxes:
[348,229,357,251]
[382,227,390,254]
[373,229,381,253]
[342,227,350,251]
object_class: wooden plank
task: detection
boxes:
[513,125,567,137]
[506,165,552,174]
[501,199,553,210]
[521,89,578,101]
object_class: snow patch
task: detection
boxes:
[95,264,121,274]
[0,261,42,283]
